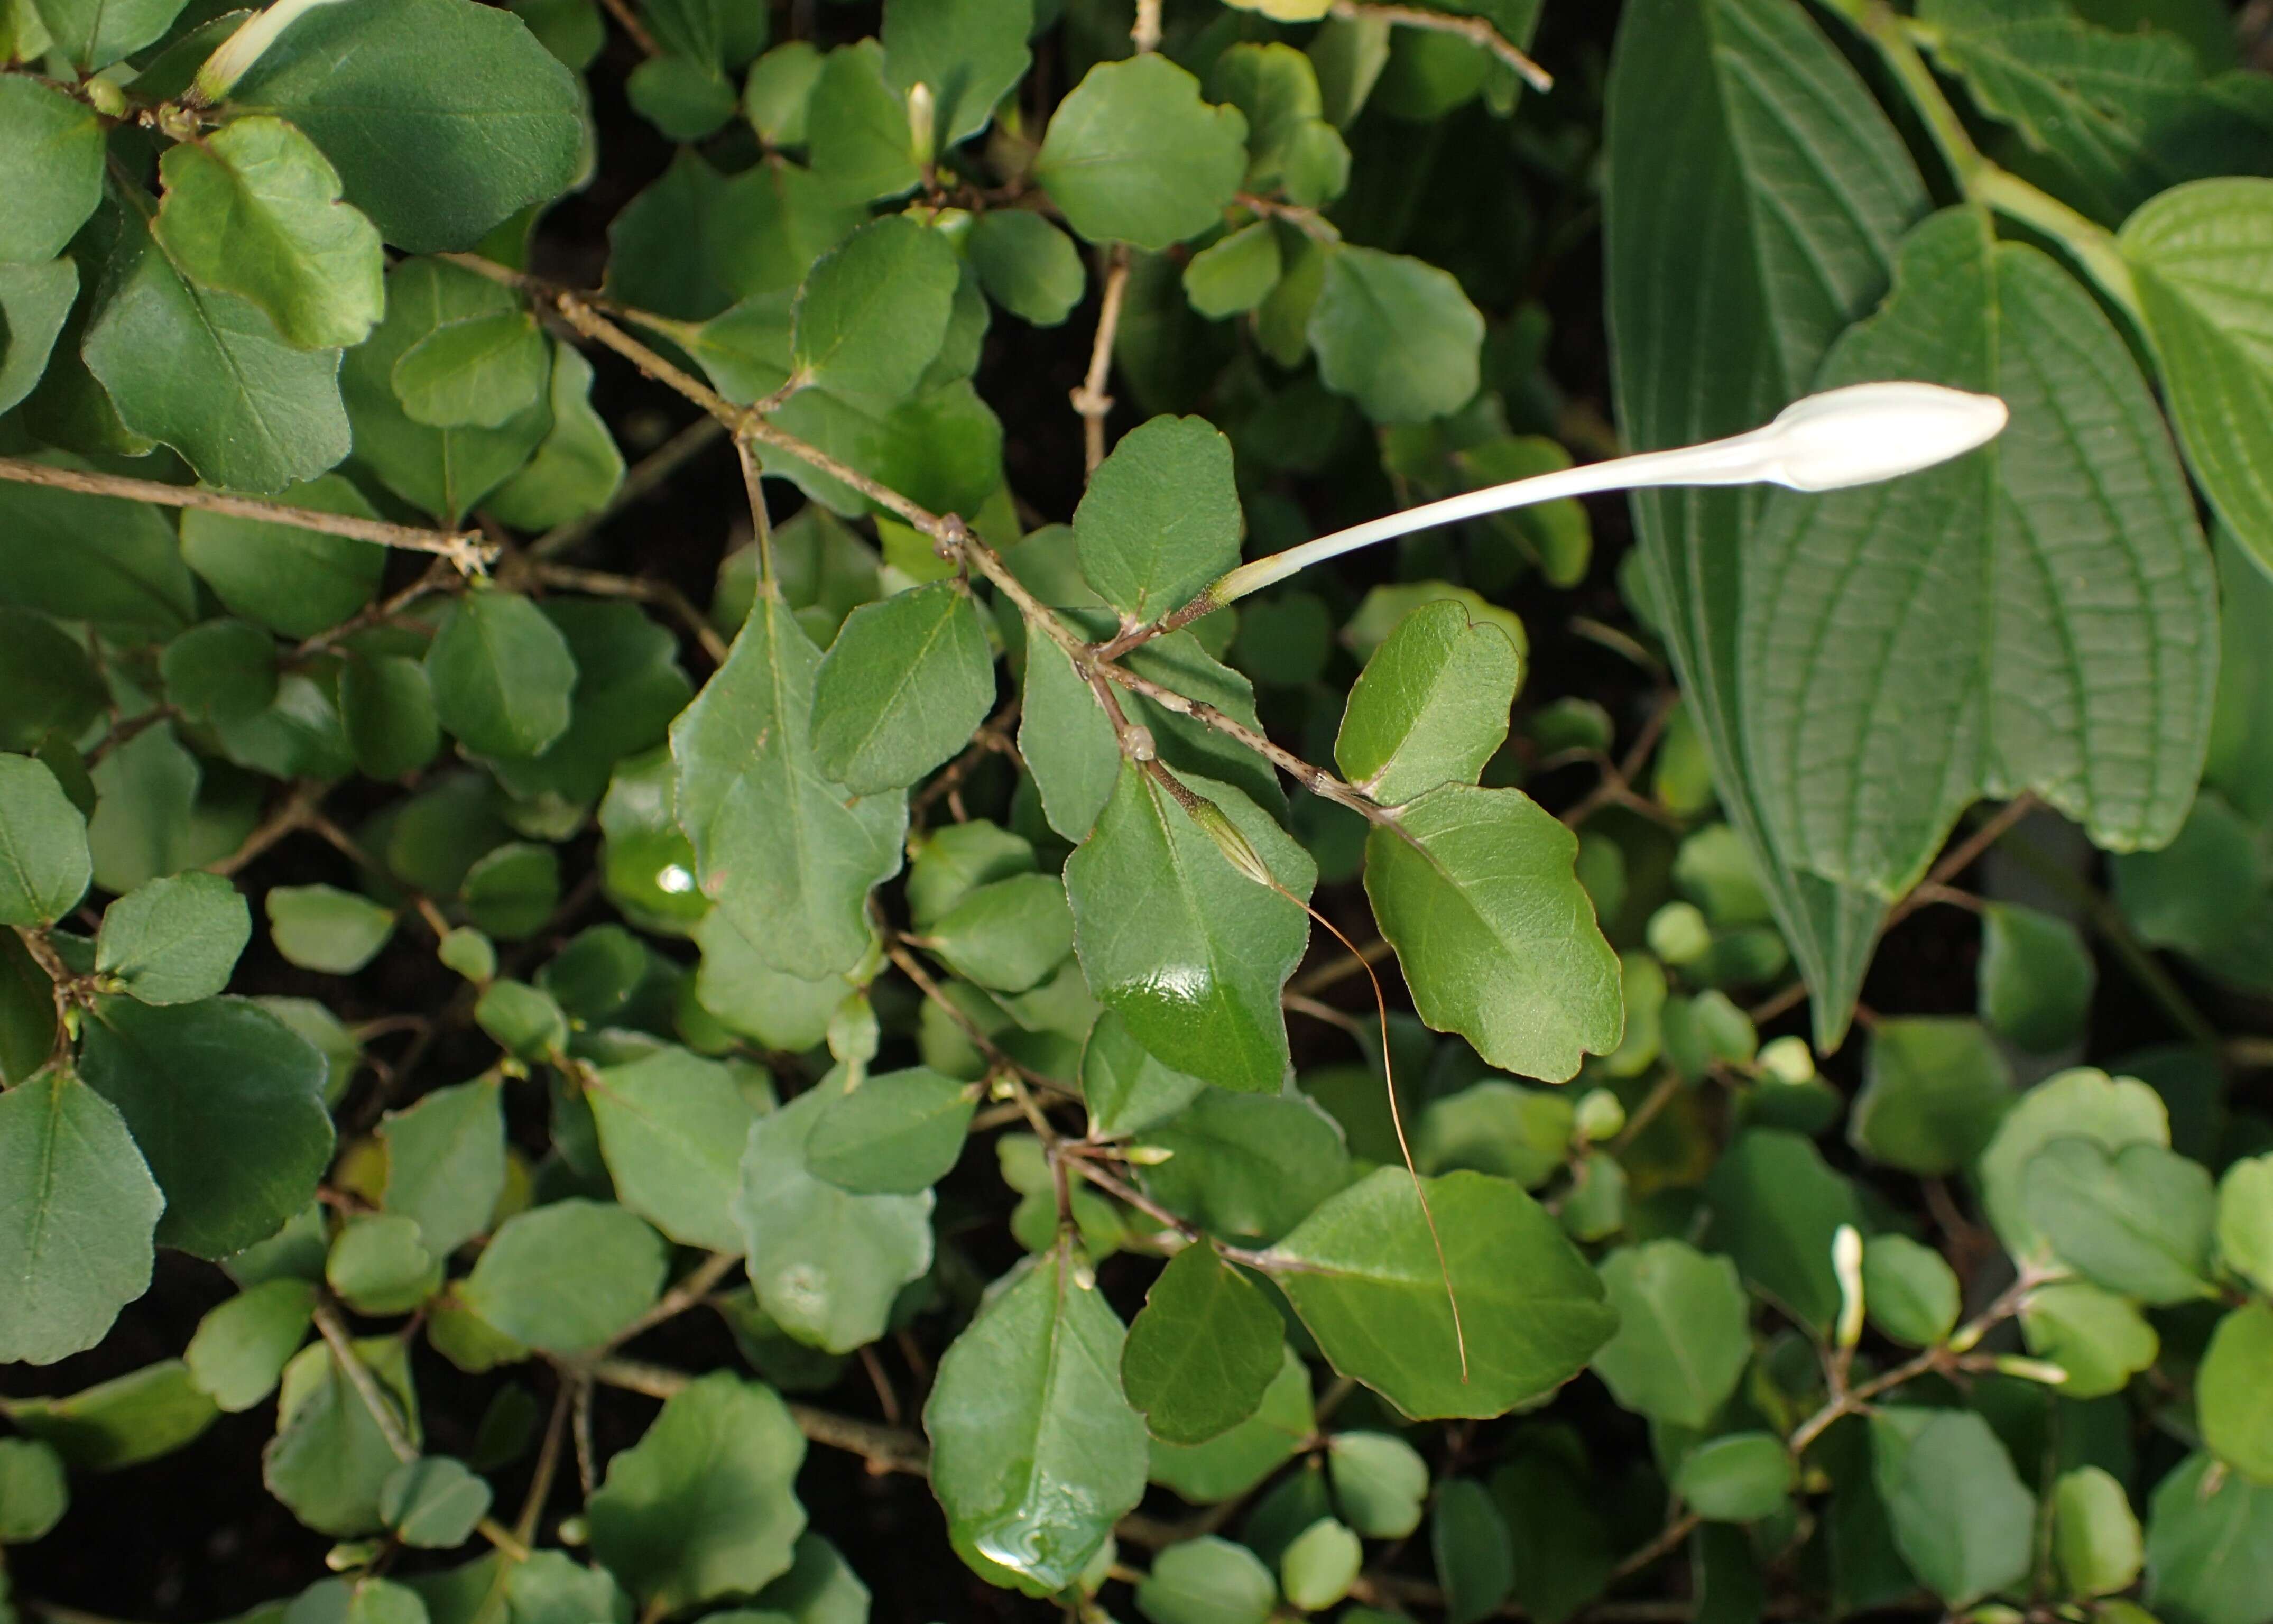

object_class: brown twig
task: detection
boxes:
[1096,659,1388,822]
[530,561,731,666]
[595,0,661,55]
[1073,248,1130,474]
[0,457,494,570]
[603,1251,742,1351]
[205,782,325,878]
[587,1358,931,1474]
[1329,0,1551,90]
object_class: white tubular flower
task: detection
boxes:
[1205,381,2009,607]
[190,0,350,106]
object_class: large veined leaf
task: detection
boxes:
[1917,0,2273,227]
[1605,0,1928,1044]
[1264,1168,1616,1420]
[670,590,906,980]
[925,1245,1148,1593]
[1363,785,1621,1083]
[1743,205,2215,899]
[2120,179,2273,581]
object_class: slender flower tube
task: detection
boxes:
[189,0,350,105]
[1200,381,2009,610]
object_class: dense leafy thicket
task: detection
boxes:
[3,0,2273,1621]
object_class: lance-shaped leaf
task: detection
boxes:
[810,581,996,793]
[1064,765,1314,1095]
[83,196,350,494]
[672,592,906,980]
[1741,205,2213,898]
[79,996,333,1259]
[0,1071,163,1365]
[2120,179,2273,580]
[1335,598,1521,805]
[1264,1168,1616,1420]
[1605,0,1927,1045]
[153,116,384,351]
[1363,785,1621,1083]
[926,1245,1148,1593]
[221,0,584,252]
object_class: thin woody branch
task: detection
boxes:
[0,457,494,570]
[1330,0,1552,92]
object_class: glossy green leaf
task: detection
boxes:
[2199,1301,2273,1484]
[1850,1016,2013,1176]
[881,0,1030,146]
[2120,179,2273,580]
[1431,1478,1513,1624]
[1149,1345,1311,1504]
[2021,1280,2159,1397]
[805,1067,974,1195]
[806,40,920,202]
[264,1336,420,1535]
[153,116,384,350]
[1589,1239,1751,1428]
[391,310,549,429]
[81,996,331,1259]
[1743,206,2214,898]
[1265,1167,1615,1420]
[588,1046,757,1251]
[1036,55,1249,251]
[0,1436,67,1543]
[0,753,90,928]
[1977,1066,2171,1265]
[82,197,349,495]
[809,581,995,793]
[1080,1009,1206,1139]
[427,590,578,760]
[1280,1517,1361,1610]
[2145,1451,2273,1624]
[31,0,181,70]
[1139,1091,1350,1245]
[340,656,442,782]
[0,1071,162,1365]
[734,1085,933,1352]
[925,1244,1148,1592]
[587,1372,808,1609]
[1065,765,1313,1095]
[5,1359,217,1471]
[0,259,80,416]
[380,1077,504,1258]
[1703,1129,1862,1332]
[2022,1136,2217,1303]
[2053,1465,2143,1598]
[1979,902,2096,1053]
[1860,1233,1960,1348]
[790,215,960,402]
[461,1199,669,1353]
[1122,1243,1283,1445]
[1416,1080,1573,1190]
[1308,246,1483,425]
[96,872,250,1004]
[1327,1431,1428,1538]
[1134,1535,1276,1624]
[341,258,552,522]
[1606,0,1927,1046]
[1184,221,1284,319]
[1363,785,1621,1083]
[0,78,103,263]
[185,1278,316,1411]
[223,0,584,251]
[2219,1154,2273,1294]
[922,873,1073,994]
[1677,1432,1793,1523]
[328,1214,442,1316]
[672,593,906,981]
[380,1456,492,1549]
[1870,1407,2036,1608]
[1335,598,1521,805]
[1075,415,1243,625]
[179,474,384,638]
[486,344,626,530]
[965,209,1084,327]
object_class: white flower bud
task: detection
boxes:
[191,0,351,105]
[1832,1223,1865,1351]
[1738,382,2011,492]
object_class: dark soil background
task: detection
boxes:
[6,2,2253,1619]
